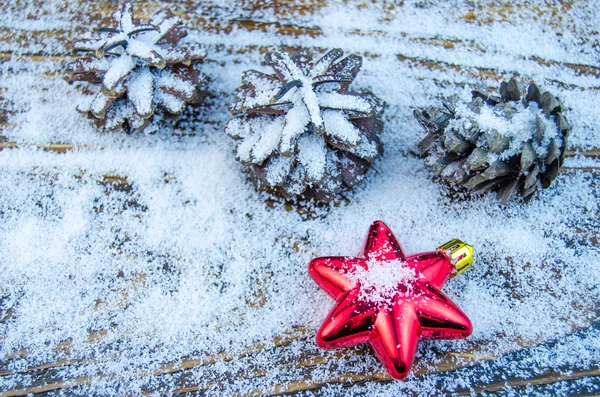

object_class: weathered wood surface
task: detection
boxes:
[1,0,599,395]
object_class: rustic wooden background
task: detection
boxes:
[1,0,599,396]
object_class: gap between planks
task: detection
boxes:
[0,141,598,162]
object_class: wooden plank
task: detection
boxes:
[4,332,593,396]
[1,50,599,96]
[0,328,312,396]
[1,21,599,77]
[0,25,508,55]
[2,275,597,396]
[0,341,490,396]
[0,1,588,66]
[1,0,571,28]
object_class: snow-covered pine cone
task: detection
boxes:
[66,2,209,133]
[414,78,571,203]
[225,48,385,201]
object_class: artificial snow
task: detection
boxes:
[0,0,599,396]
[348,259,417,304]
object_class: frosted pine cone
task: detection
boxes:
[67,2,209,133]
[226,48,385,201]
[415,78,571,203]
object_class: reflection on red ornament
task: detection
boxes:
[309,221,473,380]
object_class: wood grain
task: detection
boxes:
[0,0,598,395]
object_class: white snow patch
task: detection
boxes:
[348,259,417,304]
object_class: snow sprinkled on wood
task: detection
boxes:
[0,0,599,395]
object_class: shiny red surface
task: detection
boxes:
[309,221,472,380]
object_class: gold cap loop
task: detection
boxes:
[437,239,474,277]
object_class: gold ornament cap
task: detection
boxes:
[437,238,474,277]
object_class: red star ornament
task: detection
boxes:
[309,220,474,380]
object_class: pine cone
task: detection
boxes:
[414,78,571,203]
[225,48,385,201]
[67,2,209,133]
